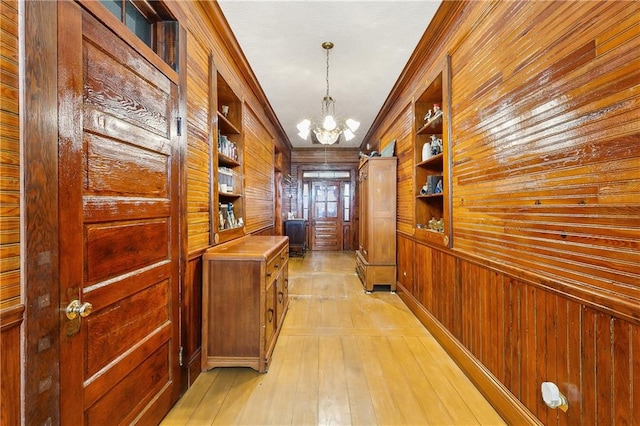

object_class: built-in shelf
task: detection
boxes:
[211,65,245,245]
[416,111,443,134]
[413,55,452,248]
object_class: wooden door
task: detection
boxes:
[58,3,180,423]
[310,181,342,250]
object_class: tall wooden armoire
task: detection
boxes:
[356,156,397,292]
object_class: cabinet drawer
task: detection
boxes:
[278,247,289,266]
[266,255,283,282]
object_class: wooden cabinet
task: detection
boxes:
[356,156,397,292]
[414,55,452,247]
[284,219,306,256]
[213,68,245,245]
[201,236,289,373]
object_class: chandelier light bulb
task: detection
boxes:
[298,129,310,140]
[346,118,360,132]
[297,119,311,133]
[323,115,337,131]
[343,128,355,141]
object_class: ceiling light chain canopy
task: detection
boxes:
[297,42,360,145]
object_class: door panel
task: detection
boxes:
[310,181,341,250]
[58,2,180,423]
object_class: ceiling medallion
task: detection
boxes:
[296,42,360,145]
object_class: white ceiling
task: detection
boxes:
[217,0,442,149]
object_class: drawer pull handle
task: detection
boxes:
[268,308,274,323]
[278,292,283,302]
[275,263,279,269]
[267,272,272,277]
[284,279,288,289]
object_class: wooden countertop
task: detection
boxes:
[203,235,289,261]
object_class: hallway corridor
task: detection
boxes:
[161,251,505,425]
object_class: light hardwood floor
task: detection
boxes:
[161,251,505,425]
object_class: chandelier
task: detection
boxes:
[297,42,360,145]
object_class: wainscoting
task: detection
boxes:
[397,234,640,425]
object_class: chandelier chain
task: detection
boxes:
[325,46,330,98]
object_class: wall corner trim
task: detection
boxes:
[397,284,542,425]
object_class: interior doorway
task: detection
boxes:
[301,169,355,251]
[310,181,342,250]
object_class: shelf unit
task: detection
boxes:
[212,69,245,245]
[414,55,452,247]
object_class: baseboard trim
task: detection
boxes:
[396,284,542,425]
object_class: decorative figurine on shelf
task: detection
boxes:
[433,103,441,114]
[423,109,432,122]
[218,203,225,230]
[430,135,443,156]
[422,141,432,162]
[427,217,445,232]
[226,202,236,229]
[435,179,443,194]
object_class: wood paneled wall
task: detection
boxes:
[244,105,275,234]
[367,1,639,423]
[450,0,640,318]
[0,0,22,422]
[379,105,413,236]
[185,35,212,254]
[0,0,20,310]
[399,235,640,424]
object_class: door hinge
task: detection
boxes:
[178,346,184,367]
[177,116,182,136]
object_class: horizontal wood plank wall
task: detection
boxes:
[369,1,639,424]
[0,0,20,311]
[186,34,211,254]
[382,104,412,236]
[291,147,360,164]
[451,0,640,318]
[244,105,274,233]
[0,0,21,422]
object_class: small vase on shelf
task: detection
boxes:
[422,142,432,162]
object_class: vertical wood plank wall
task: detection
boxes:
[368,1,639,423]
[0,0,22,422]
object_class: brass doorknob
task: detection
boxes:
[66,300,93,320]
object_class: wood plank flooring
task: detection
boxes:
[161,251,505,425]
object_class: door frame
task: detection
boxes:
[296,164,358,251]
